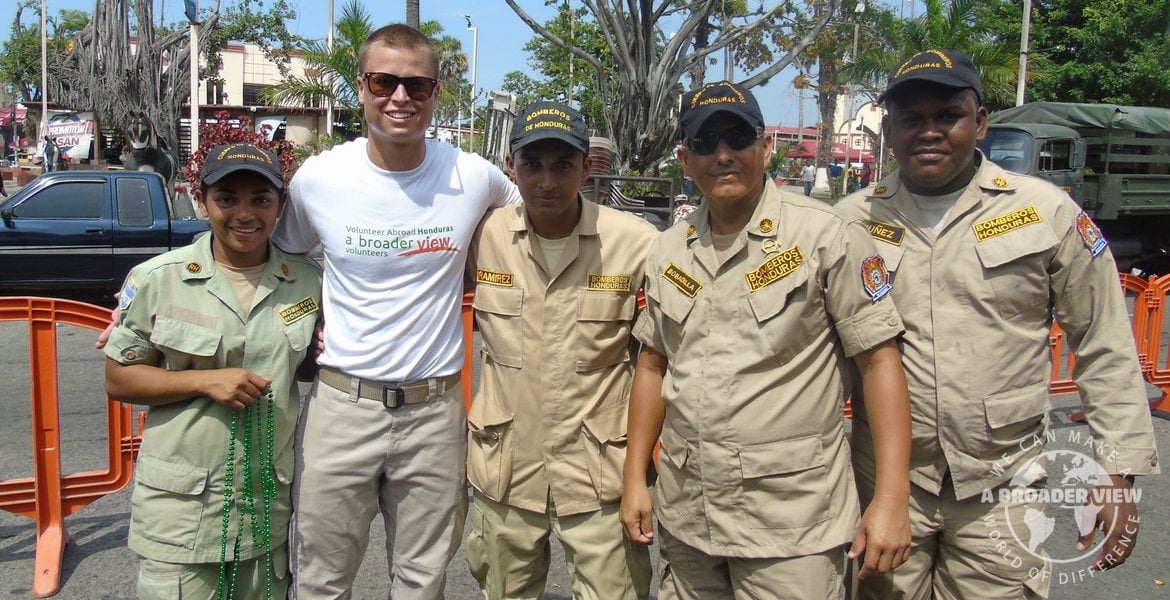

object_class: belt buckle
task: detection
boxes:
[382,384,406,409]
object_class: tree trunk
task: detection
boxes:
[815,57,838,169]
[405,1,420,29]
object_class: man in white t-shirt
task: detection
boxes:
[270,24,520,599]
[800,162,816,196]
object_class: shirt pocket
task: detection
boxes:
[473,286,525,369]
[736,435,832,530]
[745,263,818,365]
[581,401,629,503]
[282,313,317,355]
[575,292,635,372]
[974,227,1059,321]
[978,385,1050,456]
[467,399,516,500]
[130,454,210,550]
[150,316,222,370]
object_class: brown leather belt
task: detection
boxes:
[318,366,460,409]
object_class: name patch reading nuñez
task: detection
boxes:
[587,274,632,292]
[863,219,905,246]
[279,297,319,325]
[476,269,514,287]
[746,246,803,292]
[973,205,1042,241]
[662,263,701,298]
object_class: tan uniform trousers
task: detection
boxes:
[466,490,651,600]
[290,378,468,599]
[657,526,845,600]
[137,548,289,600]
[854,465,1050,600]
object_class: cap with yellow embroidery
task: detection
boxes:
[679,81,764,141]
[201,143,284,190]
[878,49,983,105]
[510,101,590,155]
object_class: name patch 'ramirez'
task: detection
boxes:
[973,206,1042,241]
[746,246,803,292]
[476,269,514,287]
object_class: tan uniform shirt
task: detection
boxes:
[104,236,322,563]
[634,180,904,559]
[467,198,657,516]
[837,154,1160,501]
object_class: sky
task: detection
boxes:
[0,1,922,129]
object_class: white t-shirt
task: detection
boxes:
[273,139,521,381]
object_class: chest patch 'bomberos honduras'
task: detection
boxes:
[746,246,803,292]
[973,205,1042,241]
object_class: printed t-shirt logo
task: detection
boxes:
[1075,212,1108,257]
[746,246,803,292]
[279,297,319,325]
[863,219,905,246]
[861,255,892,302]
[476,269,514,287]
[587,274,632,292]
[973,205,1042,241]
[662,263,701,298]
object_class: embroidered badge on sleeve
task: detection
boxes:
[1075,212,1108,257]
[861,255,892,302]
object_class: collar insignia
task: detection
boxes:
[186,262,201,273]
[994,177,1009,188]
[758,218,774,233]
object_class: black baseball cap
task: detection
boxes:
[679,81,764,140]
[509,101,590,155]
[201,143,284,189]
[878,49,983,105]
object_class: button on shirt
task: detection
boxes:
[467,198,657,516]
[634,180,904,558]
[837,154,1160,501]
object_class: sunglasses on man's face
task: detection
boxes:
[685,126,763,155]
[362,72,438,101]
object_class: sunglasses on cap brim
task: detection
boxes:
[362,72,438,101]
[685,126,763,155]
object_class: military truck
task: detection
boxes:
[980,102,1170,273]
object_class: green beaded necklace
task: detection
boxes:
[216,388,278,600]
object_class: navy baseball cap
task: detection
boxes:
[878,49,983,105]
[510,101,590,155]
[679,81,765,140]
[201,143,284,190]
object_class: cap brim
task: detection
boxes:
[681,107,763,140]
[203,164,284,190]
[510,131,589,155]
[878,73,979,103]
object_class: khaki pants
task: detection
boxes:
[466,490,651,600]
[657,526,845,600]
[853,466,1050,600]
[290,378,468,599]
[137,548,289,600]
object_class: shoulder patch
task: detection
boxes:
[118,277,138,312]
[662,263,702,298]
[587,274,632,292]
[1076,212,1108,257]
[476,269,514,287]
[279,296,320,325]
[745,246,803,292]
[973,205,1042,241]
[861,256,892,302]
[863,219,905,246]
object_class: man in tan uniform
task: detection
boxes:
[465,100,654,599]
[837,49,1160,599]
[621,81,913,599]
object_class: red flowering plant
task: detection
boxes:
[183,110,299,188]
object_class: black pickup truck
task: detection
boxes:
[0,171,209,294]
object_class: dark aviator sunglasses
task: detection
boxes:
[362,72,438,101]
[685,125,763,155]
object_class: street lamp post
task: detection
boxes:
[842,1,866,196]
[463,14,479,154]
[185,0,200,156]
[5,84,18,163]
[326,0,334,137]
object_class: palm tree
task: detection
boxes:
[263,0,372,135]
[406,0,420,29]
[847,0,1019,108]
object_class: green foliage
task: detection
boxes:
[184,110,299,186]
[205,0,300,78]
[0,2,90,101]
[501,5,610,131]
[1024,0,1170,106]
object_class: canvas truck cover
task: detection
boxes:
[988,102,1170,137]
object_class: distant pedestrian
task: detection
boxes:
[42,136,59,173]
[861,163,873,187]
[800,162,815,196]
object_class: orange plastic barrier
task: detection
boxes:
[0,297,138,598]
[1143,275,1170,413]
